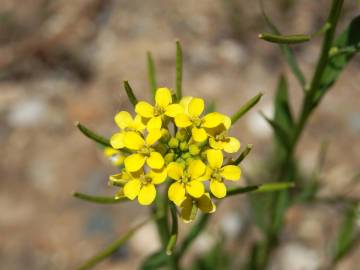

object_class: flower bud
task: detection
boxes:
[189,144,200,156]
[180,141,189,151]
[165,152,176,163]
[176,128,188,142]
[160,128,171,142]
[168,137,179,148]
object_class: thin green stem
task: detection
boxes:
[77,217,152,270]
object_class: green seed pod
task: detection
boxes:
[168,137,179,148]
[180,141,189,151]
[189,144,201,156]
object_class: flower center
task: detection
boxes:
[154,105,165,116]
[211,168,222,181]
[215,131,228,142]
[180,172,190,184]
[140,174,153,185]
[138,147,151,156]
[192,117,202,128]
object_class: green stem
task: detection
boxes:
[77,218,152,270]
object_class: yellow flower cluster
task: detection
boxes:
[107,87,241,222]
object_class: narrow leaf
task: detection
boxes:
[123,81,138,107]
[260,0,306,87]
[175,40,183,101]
[75,122,111,147]
[77,218,151,270]
[274,75,294,133]
[147,51,157,101]
[332,204,358,263]
[259,33,311,44]
[73,192,126,204]
[140,251,168,270]
[260,111,291,150]
[231,92,263,124]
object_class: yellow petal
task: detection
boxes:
[175,114,192,128]
[198,193,216,213]
[146,129,162,146]
[202,112,223,128]
[148,168,167,184]
[180,96,193,114]
[186,180,205,198]
[135,101,154,118]
[197,167,212,182]
[110,154,125,166]
[104,147,120,157]
[220,165,241,181]
[208,137,226,150]
[147,116,162,130]
[110,132,125,149]
[210,180,226,198]
[222,114,232,129]
[114,111,133,130]
[168,182,186,205]
[188,97,204,117]
[133,114,146,131]
[165,104,184,117]
[124,154,146,172]
[123,179,141,200]
[167,162,184,181]
[138,184,156,205]
[123,131,145,150]
[207,149,223,169]
[147,151,164,169]
[188,159,206,179]
[223,137,240,153]
[155,87,172,108]
[192,127,207,142]
[180,196,197,223]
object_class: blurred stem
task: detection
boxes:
[255,1,344,269]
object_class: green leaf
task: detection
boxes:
[77,218,151,270]
[260,112,291,151]
[75,122,111,147]
[175,40,183,101]
[73,192,127,204]
[140,250,168,270]
[231,92,263,124]
[123,81,138,107]
[332,204,359,263]
[274,75,294,133]
[147,51,157,101]
[314,15,360,104]
[260,0,306,88]
[259,33,311,44]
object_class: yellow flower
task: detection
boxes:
[207,115,240,153]
[123,130,164,172]
[180,193,216,223]
[123,168,167,205]
[109,168,132,186]
[110,111,145,149]
[135,88,183,130]
[206,149,241,198]
[104,147,125,166]
[167,160,206,205]
[174,97,224,142]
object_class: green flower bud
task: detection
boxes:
[168,137,179,148]
[176,128,188,142]
[180,141,189,151]
[189,144,200,156]
[181,152,191,160]
[165,152,176,163]
[160,128,171,142]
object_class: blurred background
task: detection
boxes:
[0,0,359,269]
